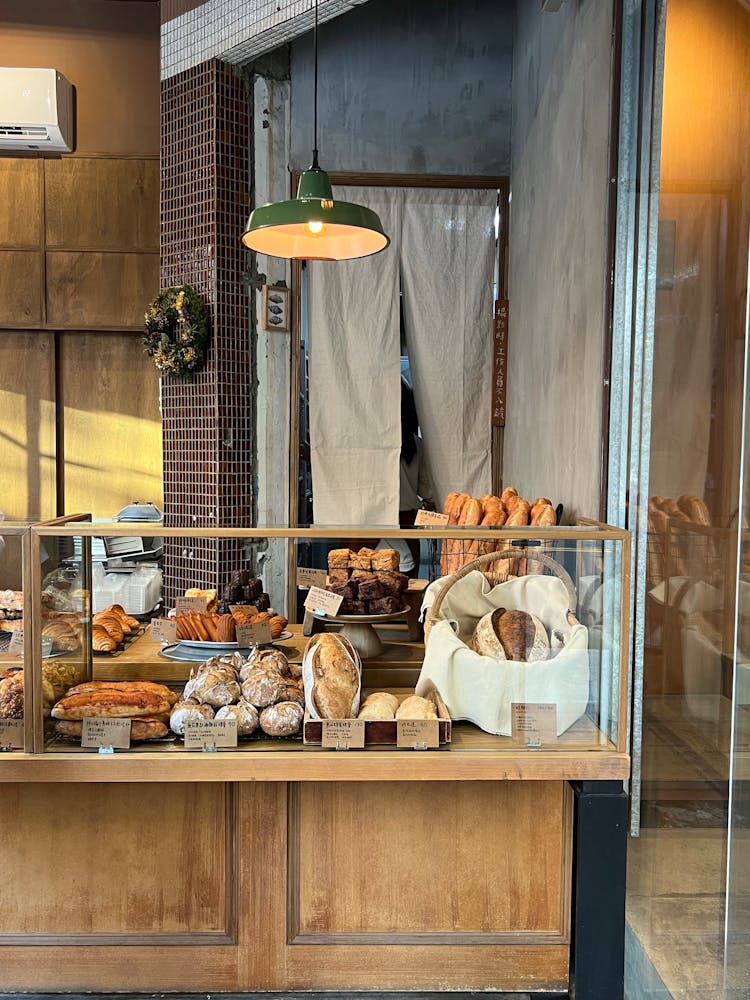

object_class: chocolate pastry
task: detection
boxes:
[358,578,384,601]
[255,593,270,613]
[328,580,358,600]
[367,596,401,615]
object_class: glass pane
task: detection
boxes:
[627,2,750,997]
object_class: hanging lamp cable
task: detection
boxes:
[312,0,319,169]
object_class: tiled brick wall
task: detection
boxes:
[160,59,252,604]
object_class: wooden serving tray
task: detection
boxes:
[303,690,451,746]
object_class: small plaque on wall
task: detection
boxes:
[261,284,290,333]
[492,299,508,427]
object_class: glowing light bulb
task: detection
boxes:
[307,220,325,235]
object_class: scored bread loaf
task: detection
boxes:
[305,633,361,720]
[472,608,549,662]
[65,680,179,706]
[259,700,303,736]
[52,686,174,720]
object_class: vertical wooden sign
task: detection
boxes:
[492,299,508,427]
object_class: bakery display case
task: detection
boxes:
[2,519,631,999]
[17,519,630,759]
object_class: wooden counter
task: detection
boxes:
[0,624,629,996]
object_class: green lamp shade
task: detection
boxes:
[242,167,389,261]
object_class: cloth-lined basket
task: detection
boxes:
[416,549,589,737]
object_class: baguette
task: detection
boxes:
[64,680,179,706]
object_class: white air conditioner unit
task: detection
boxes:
[0,67,74,152]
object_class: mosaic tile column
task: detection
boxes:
[160,60,252,604]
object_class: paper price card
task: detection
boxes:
[414,509,449,527]
[322,719,365,749]
[303,586,344,616]
[184,718,238,749]
[0,719,24,749]
[235,621,272,647]
[82,718,131,750]
[511,703,557,746]
[8,630,24,655]
[397,719,439,749]
[174,596,207,614]
[150,617,177,644]
[297,567,327,589]
[230,604,259,616]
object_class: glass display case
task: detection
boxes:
[0,521,32,750]
[20,520,629,757]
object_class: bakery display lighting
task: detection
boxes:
[241,0,389,261]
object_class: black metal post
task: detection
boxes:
[568,780,629,999]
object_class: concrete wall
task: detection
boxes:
[504,0,614,520]
[289,0,514,175]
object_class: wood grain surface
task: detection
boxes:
[46,251,158,329]
[0,159,42,248]
[0,251,43,327]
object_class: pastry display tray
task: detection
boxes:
[159,634,293,661]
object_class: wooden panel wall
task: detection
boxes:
[0,780,572,993]
[0,156,161,519]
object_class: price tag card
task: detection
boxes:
[414,509,450,527]
[81,718,131,750]
[511,703,557,746]
[184,718,238,749]
[0,719,24,749]
[235,621,272,647]
[397,719,439,748]
[150,618,177,644]
[303,586,344,616]
[174,596,208,614]
[322,719,365,749]
[297,567,327,590]
[8,630,24,656]
[230,604,259,617]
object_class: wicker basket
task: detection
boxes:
[425,547,577,641]
[417,548,588,738]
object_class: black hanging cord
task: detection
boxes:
[311,0,319,169]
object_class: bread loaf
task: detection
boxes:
[505,502,530,526]
[306,633,361,719]
[215,700,259,736]
[65,681,179,706]
[170,699,214,735]
[395,695,437,720]
[240,668,287,708]
[371,548,400,571]
[259,700,303,736]
[328,548,353,569]
[0,671,24,719]
[472,608,549,662]
[52,687,173,720]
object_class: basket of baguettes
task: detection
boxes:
[440,487,559,576]
[417,547,589,737]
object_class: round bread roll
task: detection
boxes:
[215,699,259,736]
[241,668,287,708]
[169,699,214,736]
[361,691,399,714]
[186,667,240,707]
[472,607,549,662]
[395,695,437,720]
[282,683,305,706]
[358,701,395,721]
[259,700,303,737]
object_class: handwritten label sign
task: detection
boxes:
[81,718,131,749]
[322,719,365,749]
[397,719,439,749]
[151,618,177,644]
[297,567,327,589]
[235,621,272,647]
[175,596,207,614]
[492,299,508,427]
[414,509,449,527]
[8,630,24,656]
[511,703,557,746]
[184,718,238,749]
[230,604,259,617]
[304,586,344,616]
[0,719,24,749]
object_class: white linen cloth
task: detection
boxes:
[401,187,497,509]
[416,571,589,736]
[307,187,402,526]
[307,185,497,524]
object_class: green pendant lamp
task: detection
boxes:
[241,0,389,261]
